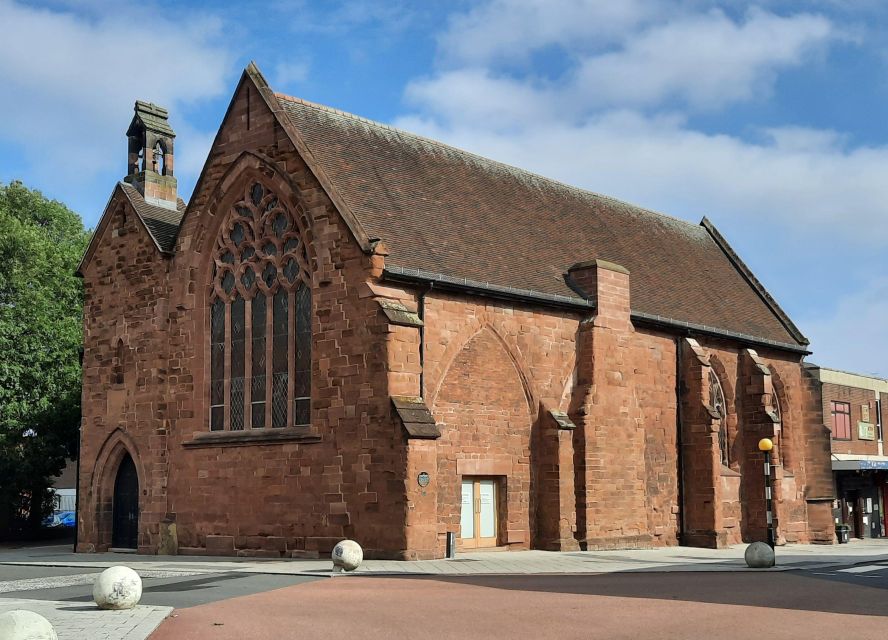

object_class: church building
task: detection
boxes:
[76,64,835,559]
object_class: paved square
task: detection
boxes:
[0,597,170,640]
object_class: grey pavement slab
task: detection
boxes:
[0,597,170,640]
[3,539,888,578]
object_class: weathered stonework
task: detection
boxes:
[76,65,835,559]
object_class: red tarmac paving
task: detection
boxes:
[151,573,888,639]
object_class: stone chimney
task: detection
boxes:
[566,259,631,330]
[123,101,177,209]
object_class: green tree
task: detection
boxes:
[0,181,90,538]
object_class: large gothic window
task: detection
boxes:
[710,369,729,467]
[209,181,311,431]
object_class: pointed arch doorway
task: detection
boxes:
[112,454,139,549]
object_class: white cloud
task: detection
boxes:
[413,4,838,120]
[0,0,232,190]
[572,8,836,109]
[804,277,888,378]
[404,69,557,130]
[284,0,418,35]
[275,60,311,88]
[439,0,660,64]
[400,3,882,240]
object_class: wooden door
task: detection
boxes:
[112,454,139,549]
[459,477,498,549]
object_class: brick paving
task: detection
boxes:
[0,566,204,639]
[0,597,170,640]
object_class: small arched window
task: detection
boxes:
[710,369,729,467]
[113,339,125,385]
[209,181,311,431]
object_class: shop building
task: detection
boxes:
[808,365,888,539]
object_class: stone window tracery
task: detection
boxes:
[209,181,311,431]
[772,392,785,468]
[710,369,729,467]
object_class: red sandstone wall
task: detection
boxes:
[78,197,171,552]
[80,75,408,557]
[423,293,579,553]
[634,330,679,546]
[162,78,403,558]
[433,327,533,549]
[79,72,835,558]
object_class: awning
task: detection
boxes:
[832,454,888,471]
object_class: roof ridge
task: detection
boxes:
[274,92,704,232]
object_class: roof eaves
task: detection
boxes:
[383,265,594,311]
[118,182,173,256]
[629,311,810,355]
[383,265,810,355]
[76,183,173,277]
[700,217,809,346]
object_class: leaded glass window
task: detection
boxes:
[210,298,225,431]
[710,370,729,467]
[209,181,312,431]
[773,393,785,468]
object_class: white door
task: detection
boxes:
[459,477,498,548]
[460,479,475,540]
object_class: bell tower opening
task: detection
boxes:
[124,100,178,210]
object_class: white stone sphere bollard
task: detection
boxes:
[332,539,363,572]
[0,610,58,640]
[744,541,776,568]
[93,566,143,610]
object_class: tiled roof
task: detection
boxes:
[119,182,185,253]
[275,94,805,347]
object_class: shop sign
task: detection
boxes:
[858,421,875,441]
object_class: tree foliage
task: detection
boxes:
[0,181,90,538]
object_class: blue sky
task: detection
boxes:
[0,0,886,376]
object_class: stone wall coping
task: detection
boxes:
[182,427,321,448]
[567,259,630,275]
[549,410,577,430]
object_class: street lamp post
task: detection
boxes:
[759,438,775,549]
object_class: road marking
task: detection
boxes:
[837,565,888,574]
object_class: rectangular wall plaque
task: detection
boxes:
[858,421,875,441]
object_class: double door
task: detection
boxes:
[460,477,497,549]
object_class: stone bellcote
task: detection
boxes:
[123,100,177,210]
